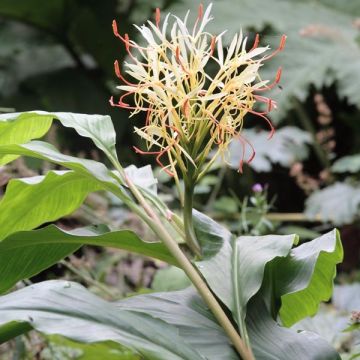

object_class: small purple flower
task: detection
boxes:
[252,183,263,193]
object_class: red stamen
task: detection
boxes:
[250,34,260,52]
[182,98,190,118]
[254,95,277,112]
[145,107,153,126]
[175,46,189,74]
[235,135,256,173]
[210,36,216,56]
[112,20,120,38]
[133,146,174,176]
[255,67,283,92]
[175,46,181,63]
[110,92,150,111]
[237,136,246,173]
[198,4,204,20]
[156,8,161,29]
[249,110,275,139]
[263,34,287,61]
[114,60,137,86]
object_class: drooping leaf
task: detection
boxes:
[0,281,236,360]
[228,127,312,172]
[305,182,360,225]
[0,111,118,161]
[332,155,360,174]
[194,211,296,319]
[0,170,102,241]
[0,224,176,294]
[273,229,343,327]
[0,141,122,195]
[168,0,360,122]
[246,291,341,360]
[118,288,238,360]
[193,211,342,358]
[0,112,53,165]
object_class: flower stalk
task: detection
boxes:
[122,169,254,360]
[183,170,201,256]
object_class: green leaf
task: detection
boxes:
[194,211,297,319]
[0,170,102,241]
[42,336,139,360]
[0,281,237,360]
[274,229,343,327]
[118,288,238,360]
[0,112,53,165]
[246,291,341,360]
[151,266,190,292]
[0,111,118,161]
[0,141,122,194]
[193,212,341,357]
[305,183,360,225]
[332,155,360,174]
[0,224,176,294]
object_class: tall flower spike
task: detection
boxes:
[111,4,286,180]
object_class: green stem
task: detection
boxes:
[125,176,253,360]
[106,155,254,359]
[183,179,201,257]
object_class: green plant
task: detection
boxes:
[0,5,344,360]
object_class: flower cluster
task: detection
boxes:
[111,4,285,180]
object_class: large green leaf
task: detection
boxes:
[194,211,296,321]
[0,111,118,161]
[0,224,176,294]
[246,291,341,360]
[0,141,122,193]
[194,212,341,357]
[0,112,53,165]
[0,281,236,360]
[168,0,360,122]
[0,170,101,241]
[274,230,343,327]
[118,288,238,360]
[305,182,360,225]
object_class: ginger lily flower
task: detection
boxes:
[111,3,286,182]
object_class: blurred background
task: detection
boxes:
[0,0,359,358]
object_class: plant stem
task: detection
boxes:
[125,175,254,360]
[107,156,253,358]
[183,179,201,256]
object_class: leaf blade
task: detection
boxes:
[0,224,176,294]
